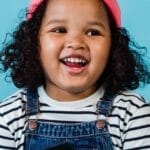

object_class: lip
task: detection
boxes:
[60,54,89,75]
[64,64,87,74]
[60,54,89,63]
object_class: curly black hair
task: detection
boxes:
[0,0,150,97]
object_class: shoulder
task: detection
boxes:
[109,90,150,131]
[109,91,150,149]
[111,91,150,123]
[0,89,27,112]
[113,90,150,123]
[0,89,27,149]
[0,89,27,133]
[112,91,149,114]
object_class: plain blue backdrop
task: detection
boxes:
[0,0,150,101]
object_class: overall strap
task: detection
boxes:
[96,95,114,129]
[97,96,113,117]
[26,88,39,116]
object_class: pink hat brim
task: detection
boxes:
[27,0,121,27]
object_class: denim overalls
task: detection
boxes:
[25,89,114,150]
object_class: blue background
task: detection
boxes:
[0,0,150,101]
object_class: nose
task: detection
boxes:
[64,34,86,50]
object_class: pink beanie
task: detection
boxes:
[27,0,121,27]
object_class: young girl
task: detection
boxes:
[0,0,150,149]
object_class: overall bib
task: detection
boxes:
[25,89,114,150]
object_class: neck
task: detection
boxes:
[44,84,98,102]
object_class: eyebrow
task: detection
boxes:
[46,19,106,29]
[86,21,106,29]
[46,19,66,25]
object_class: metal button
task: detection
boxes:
[28,119,38,131]
[96,120,106,129]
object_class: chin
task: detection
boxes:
[64,85,94,95]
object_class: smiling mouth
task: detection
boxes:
[60,56,89,68]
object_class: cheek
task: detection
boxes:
[91,43,110,64]
[89,41,111,80]
[40,38,62,61]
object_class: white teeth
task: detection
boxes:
[82,60,86,63]
[63,58,87,64]
[70,58,74,63]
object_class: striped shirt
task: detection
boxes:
[0,86,150,150]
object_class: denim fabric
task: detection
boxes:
[25,89,114,150]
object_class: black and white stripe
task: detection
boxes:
[0,88,150,150]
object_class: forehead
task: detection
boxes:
[42,0,108,23]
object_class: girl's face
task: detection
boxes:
[39,0,111,101]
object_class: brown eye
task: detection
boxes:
[51,27,67,33]
[86,29,101,36]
